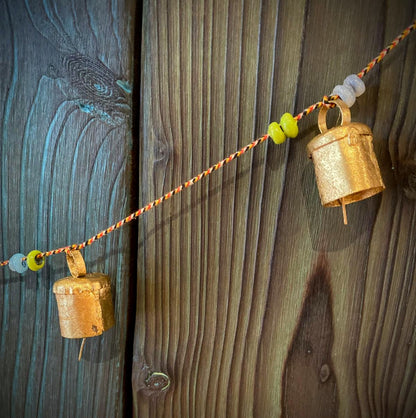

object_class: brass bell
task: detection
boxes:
[53,250,115,358]
[307,99,385,224]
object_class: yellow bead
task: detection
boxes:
[268,122,286,144]
[280,113,298,138]
[27,250,45,271]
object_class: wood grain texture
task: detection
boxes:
[134,0,416,416]
[281,255,338,416]
[0,0,135,416]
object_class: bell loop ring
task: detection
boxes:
[318,98,351,134]
[65,249,87,278]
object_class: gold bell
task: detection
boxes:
[307,99,385,224]
[53,250,115,358]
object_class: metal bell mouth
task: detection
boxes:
[324,186,386,208]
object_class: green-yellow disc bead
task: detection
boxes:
[27,250,45,271]
[268,122,286,144]
[280,113,298,138]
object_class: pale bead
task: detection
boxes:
[9,253,28,274]
[344,74,366,97]
[331,84,356,107]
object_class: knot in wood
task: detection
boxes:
[319,364,331,383]
[145,372,171,392]
[397,160,416,200]
[56,54,131,125]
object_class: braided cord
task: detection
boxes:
[1,20,415,267]
[294,95,338,121]
[357,19,416,78]
[294,19,416,122]
[34,135,268,261]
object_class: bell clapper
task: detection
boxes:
[78,338,87,361]
[341,198,348,225]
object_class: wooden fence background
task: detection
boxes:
[0,0,136,416]
[1,0,415,417]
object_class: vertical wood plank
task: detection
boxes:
[0,0,136,415]
[134,0,416,416]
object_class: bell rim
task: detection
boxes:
[59,322,115,339]
[322,185,386,207]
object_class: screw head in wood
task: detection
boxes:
[145,372,171,392]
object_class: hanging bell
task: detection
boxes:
[307,98,385,224]
[53,250,115,339]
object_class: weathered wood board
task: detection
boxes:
[134,0,416,416]
[1,0,415,416]
[0,0,136,416]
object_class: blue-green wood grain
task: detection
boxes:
[0,0,135,416]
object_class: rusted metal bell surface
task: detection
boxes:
[307,99,385,207]
[52,251,115,339]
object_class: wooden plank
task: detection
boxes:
[134,0,416,416]
[0,0,136,415]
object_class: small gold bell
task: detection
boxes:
[307,99,385,224]
[53,250,115,358]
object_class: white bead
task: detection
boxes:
[331,84,356,107]
[344,74,366,97]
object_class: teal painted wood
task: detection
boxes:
[0,0,136,416]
